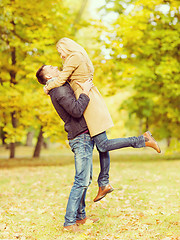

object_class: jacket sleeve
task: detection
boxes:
[46,54,81,91]
[56,88,90,118]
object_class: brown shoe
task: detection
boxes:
[93,183,114,202]
[143,131,161,153]
[76,216,99,225]
[63,224,81,232]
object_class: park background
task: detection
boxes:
[0,0,180,239]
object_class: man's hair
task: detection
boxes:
[36,65,47,85]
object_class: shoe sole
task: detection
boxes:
[63,225,82,233]
[147,131,161,153]
[94,188,114,202]
[76,217,99,225]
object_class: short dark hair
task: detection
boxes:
[36,65,47,85]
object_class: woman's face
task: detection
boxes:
[57,47,68,61]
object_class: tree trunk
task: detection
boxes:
[139,119,143,136]
[9,111,18,158]
[33,126,44,158]
[26,131,34,146]
[9,19,18,158]
[10,143,16,158]
[0,28,17,155]
[145,117,149,131]
[167,137,171,147]
[0,127,6,145]
[43,138,49,149]
[72,0,89,34]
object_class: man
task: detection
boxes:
[36,65,99,232]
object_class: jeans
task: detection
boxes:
[93,131,145,187]
[64,133,94,227]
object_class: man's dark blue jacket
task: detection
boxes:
[49,82,90,140]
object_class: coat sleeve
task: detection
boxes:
[46,54,81,91]
[55,88,90,118]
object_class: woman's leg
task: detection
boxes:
[97,150,110,187]
[93,131,145,153]
[93,131,145,187]
[93,131,160,202]
[92,150,114,202]
[93,131,145,202]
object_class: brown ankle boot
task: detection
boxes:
[76,216,99,225]
[63,224,81,232]
[93,184,114,202]
[143,131,161,153]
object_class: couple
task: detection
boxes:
[36,38,161,232]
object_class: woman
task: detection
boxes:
[44,37,161,202]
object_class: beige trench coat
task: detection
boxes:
[46,52,114,137]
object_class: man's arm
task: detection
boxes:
[55,87,90,118]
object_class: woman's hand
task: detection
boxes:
[76,79,94,96]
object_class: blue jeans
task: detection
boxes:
[64,133,94,227]
[93,131,145,187]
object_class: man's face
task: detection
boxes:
[43,65,60,79]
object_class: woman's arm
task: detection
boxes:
[45,53,81,91]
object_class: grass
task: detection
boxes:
[0,146,180,240]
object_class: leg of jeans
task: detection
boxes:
[93,132,145,187]
[94,131,145,153]
[76,188,87,221]
[76,155,93,220]
[64,134,94,227]
[97,150,110,187]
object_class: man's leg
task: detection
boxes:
[76,159,92,221]
[64,133,94,227]
[76,189,87,220]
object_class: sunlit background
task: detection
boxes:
[0,0,179,158]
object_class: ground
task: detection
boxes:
[0,147,180,240]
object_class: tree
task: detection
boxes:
[0,0,90,158]
[99,0,180,140]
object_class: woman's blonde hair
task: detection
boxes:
[56,38,94,73]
